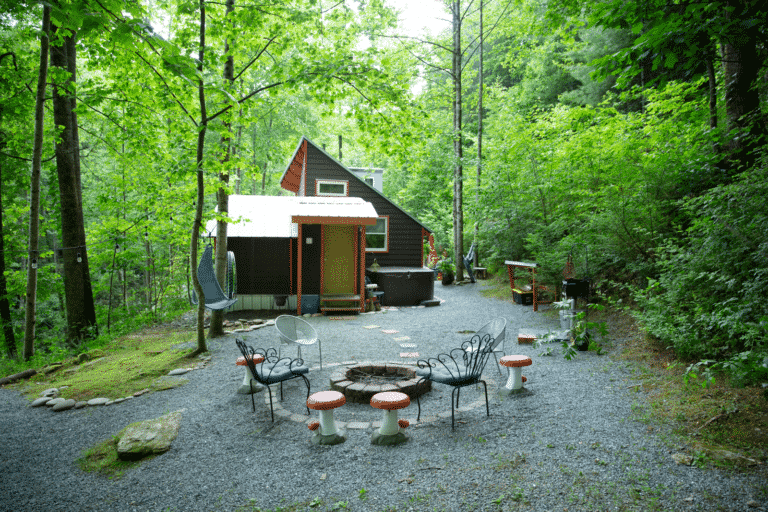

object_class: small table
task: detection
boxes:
[504,260,541,311]
[500,355,532,393]
[236,353,265,394]
[370,391,410,445]
[307,391,346,445]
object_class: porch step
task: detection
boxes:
[320,294,362,313]
[321,294,361,302]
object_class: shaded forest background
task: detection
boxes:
[1,0,766,385]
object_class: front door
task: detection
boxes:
[322,225,355,295]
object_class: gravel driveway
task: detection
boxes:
[1,282,765,511]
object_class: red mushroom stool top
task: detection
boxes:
[307,390,346,411]
[236,354,264,366]
[500,355,533,368]
[370,391,410,410]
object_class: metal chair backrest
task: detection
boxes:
[275,315,317,344]
[461,334,495,379]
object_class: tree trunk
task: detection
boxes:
[23,3,51,360]
[721,2,764,172]
[0,154,16,359]
[191,0,208,355]
[50,18,98,346]
[208,0,236,339]
[475,0,483,269]
[452,0,464,281]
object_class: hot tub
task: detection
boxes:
[366,266,435,306]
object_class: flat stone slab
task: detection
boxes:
[52,399,76,411]
[371,430,409,446]
[151,375,188,391]
[311,430,346,446]
[117,410,183,461]
[87,397,111,406]
[168,368,189,376]
[30,397,52,407]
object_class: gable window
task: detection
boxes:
[365,216,388,252]
[316,179,348,196]
[364,176,374,187]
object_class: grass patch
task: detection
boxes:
[612,311,768,469]
[7,326,200,402]
[478,274,516,302]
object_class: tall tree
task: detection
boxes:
[0,153,14,359]
[49,4,98,345]
[23,3,51,360]
[190,0,209,354]
[549,0,767,175]
[451,0,465,281]
[208,0,235,339]
[474,0,483,267]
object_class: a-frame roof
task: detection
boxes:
[279,136,432,234]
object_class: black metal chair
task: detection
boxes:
[235,339,310,422]
[414,334,493,430]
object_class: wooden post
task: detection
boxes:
[297,223,303,315]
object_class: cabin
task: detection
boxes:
[209,136,435,314]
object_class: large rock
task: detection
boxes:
[116,410,183,461]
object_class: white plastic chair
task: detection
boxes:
[275,315,322,369]
[465,317,507,376]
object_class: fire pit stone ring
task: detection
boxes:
[329,362,431,404]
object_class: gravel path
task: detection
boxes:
[1,282,765,512]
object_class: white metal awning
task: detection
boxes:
[205,195,379,238]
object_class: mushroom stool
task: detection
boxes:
[236,353,265,394]
[500,355,532,394]
[370,391,411,446]
[307,391,347,445]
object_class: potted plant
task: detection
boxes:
[437,260,455,285]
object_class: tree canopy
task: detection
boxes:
[1,0,766,384]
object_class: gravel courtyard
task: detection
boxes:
[1,282,765,511]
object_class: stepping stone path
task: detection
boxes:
[27,354,212,412]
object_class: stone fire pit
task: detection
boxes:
[329,362,431,404]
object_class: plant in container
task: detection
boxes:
[437,260,455,285]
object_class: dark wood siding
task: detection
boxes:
[299,224,321,294]
[304,144,427,268]
[228,237,291,295]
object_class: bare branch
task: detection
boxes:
[133,51,198,127]
[233,34,279,81]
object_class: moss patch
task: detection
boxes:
[10,327,200,402]
[76,436,150,479]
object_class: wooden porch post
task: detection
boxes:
[297,223,302,315]
[359,225,366,312]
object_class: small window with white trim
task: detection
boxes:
[316,179,348,196]
[366,217,388,252]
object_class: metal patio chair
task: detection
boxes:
[275,315,322,369]
[415,334,494,430]
[235,339,310,422]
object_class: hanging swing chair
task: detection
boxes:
[191,244,237,311]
